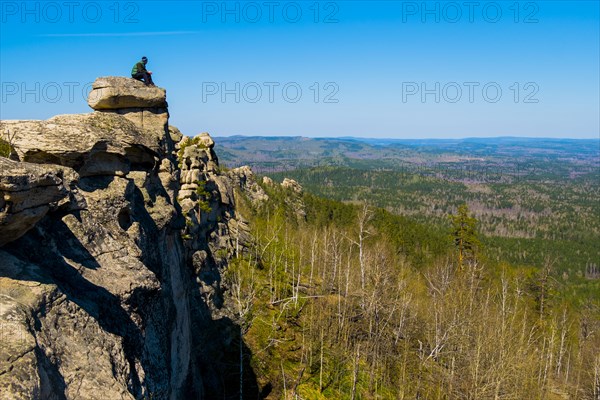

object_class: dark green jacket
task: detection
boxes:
[131,61,147,76]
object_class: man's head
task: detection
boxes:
[142,56,148,64]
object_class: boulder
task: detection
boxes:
[87,76,167,110]
[281,178,303,194]
[196,132,215,148]
[169,126,184,143]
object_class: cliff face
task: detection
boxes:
[0,77,267,399]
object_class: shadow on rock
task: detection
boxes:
[192,314,269,400]
[4,222,146,397]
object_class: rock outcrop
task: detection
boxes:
[174,133,268,316]
[281,177,303,194]
[2,113,158,176]
[87,77,170,152]
[0,77,268,399]
[88,77,167,110]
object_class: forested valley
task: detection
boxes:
[225,176,600,399]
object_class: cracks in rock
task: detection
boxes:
[25,312,68,400]
[0,182,64,194]
[0,347,35,375]
[89,245,128,260]
[7,223,148,398]
[2,203,50,215]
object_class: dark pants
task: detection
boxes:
[132,72,154,85]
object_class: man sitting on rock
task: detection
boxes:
[131,56,155,86]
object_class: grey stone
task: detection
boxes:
[87,77,167,110]
[0,158,69,247]
[0,78,270,399]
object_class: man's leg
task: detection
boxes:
[141,71,154,85]
[132,72,152,85]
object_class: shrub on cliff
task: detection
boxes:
[0,138,10,158]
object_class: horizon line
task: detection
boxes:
[210,135,600,141]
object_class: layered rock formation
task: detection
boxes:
[0,77,268,399]
[0,159,70,246]
[88,77,170,152]
[2,113,158,176]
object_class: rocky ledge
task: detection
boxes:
[1,113,158,176]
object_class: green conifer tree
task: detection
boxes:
[450,204,481,268]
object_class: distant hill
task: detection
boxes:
[214,135,599,177]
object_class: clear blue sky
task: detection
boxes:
[1,1,598,138]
